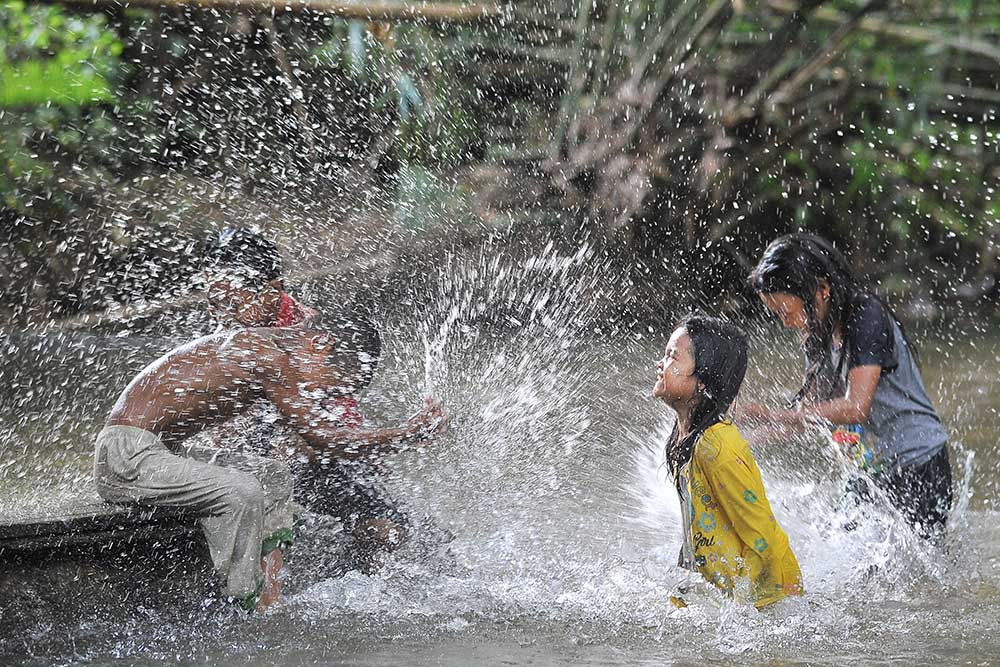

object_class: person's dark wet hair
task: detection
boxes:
[324,304,383,392]
[666,313,749,472]
[748,233,912,403]
[283,304,382,395]
[205,227,283,287]
[749,233,857,378]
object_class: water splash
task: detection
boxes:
[3,243,999,664]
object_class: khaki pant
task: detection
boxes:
[94,425,293,600]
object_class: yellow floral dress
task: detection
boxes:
[675,421,803,607]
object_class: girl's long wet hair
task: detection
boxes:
[748,233,909,404]
[665,314,749,478]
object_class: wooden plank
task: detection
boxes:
[0,491,203,558]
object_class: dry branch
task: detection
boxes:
[547,0,595,162]
[731,0,885,124]
[30,0,504,23]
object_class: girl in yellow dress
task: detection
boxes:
[654,314,803,608]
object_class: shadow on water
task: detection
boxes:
[2,243,1000,665]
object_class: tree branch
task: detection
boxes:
[29,0,504,23]
[767,0,1000,65]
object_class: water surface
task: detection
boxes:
[1,261,997,666]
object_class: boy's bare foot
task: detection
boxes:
[256,548,284,612]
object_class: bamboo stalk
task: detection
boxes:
[29,0,504,23]
[560,1,729,178]
[767,0,1000,65]
[629,0,701,87]
[260,15,316,158]
[727,0,823,91]
[749,0,886,120]
[630,0,733,144]
[721,0,829,125]
[456,40,576,65]
[589,0,621,99]
[848,79,1000,112]
[547,0,595,162]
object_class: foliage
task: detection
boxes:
[0,2,122,207]
[537,0,1000,299]
[309,18,481,165]
[0,0,120,106]
[1,0,998,322]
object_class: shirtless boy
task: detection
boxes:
[93,326,446,611]
[198,227,420,565]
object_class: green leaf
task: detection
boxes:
[0,54,115,108]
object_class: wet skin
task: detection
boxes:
[653,328,701,436]
[106,328,446,609]
[108,328,445,460]
[205,274,283,328]
[742,286,881,426]
[201,281,400,562]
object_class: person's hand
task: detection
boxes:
[408,397,449,440]
[298,306,321,328]
[731,401,772,422]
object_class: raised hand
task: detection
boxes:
[408,397,449,439]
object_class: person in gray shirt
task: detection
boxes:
[740,233,952,540]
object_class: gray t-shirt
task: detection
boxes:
[828,295,948,468]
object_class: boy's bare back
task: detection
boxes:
[108,329,322,444]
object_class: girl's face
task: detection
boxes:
[759,282,830,331]
[759,292,808,330]
[653,328,699,404]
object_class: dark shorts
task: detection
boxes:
[843,445,953,539]
[291,457,409,534]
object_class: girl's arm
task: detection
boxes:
[768,364,881,426]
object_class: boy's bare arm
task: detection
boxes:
[236,331,446,459]
[262,383,434,459]
[249,339,443,459]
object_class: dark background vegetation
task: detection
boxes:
[1,0,998,326]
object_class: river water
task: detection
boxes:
[1,251,998,665]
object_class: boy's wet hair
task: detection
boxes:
[205,227,283,286]
[666,313,748,472]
